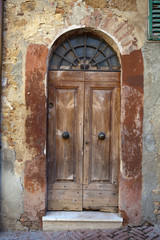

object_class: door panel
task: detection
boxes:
[48,72,84,211]
[55,89,77,181]
[83,86,112,184]
[48,189,82,211]
[83,186,118,212]
[91,89,111,181]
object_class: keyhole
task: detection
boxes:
[49,102,53,108]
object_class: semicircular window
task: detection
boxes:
[49,33,121,72]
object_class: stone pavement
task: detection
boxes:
[0,225,160,240]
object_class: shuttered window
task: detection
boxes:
[149,0,160,40]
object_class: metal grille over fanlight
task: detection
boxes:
[49,33,120,72]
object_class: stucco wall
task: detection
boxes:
[1,0,159,230]
[142,43,160,225]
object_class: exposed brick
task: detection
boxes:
[114,22,127,36]
[91,11,102,27]
[101,17,111,29]
[130,228,146,237]
[113,233,129,240]
[144,226,154,233]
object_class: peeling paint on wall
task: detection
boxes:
[142,43,160,225]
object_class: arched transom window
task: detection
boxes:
[49,33,120,72]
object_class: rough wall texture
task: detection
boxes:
[120,50,143,225]
[142,43,160,225]
[1,0,159,230]
[83,0,137,11]
[23,44,48,229]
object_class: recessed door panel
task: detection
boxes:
[55,89,76,181]
[91,89,111,181]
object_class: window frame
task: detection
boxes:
[148,0,160,41]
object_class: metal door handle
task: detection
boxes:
[98,132,105,140]
[62,132,69,139]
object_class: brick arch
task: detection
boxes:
[23,27,143,228]
[64,9,138,55]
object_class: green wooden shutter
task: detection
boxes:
[149,0,160,40]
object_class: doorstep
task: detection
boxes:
[42,211,123,231]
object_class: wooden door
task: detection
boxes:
[83,72,120,212]
[47,71,120,212]
[47,71,84,211]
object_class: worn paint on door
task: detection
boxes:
[47,71,120,212]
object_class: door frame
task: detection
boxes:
[24,31,143,228]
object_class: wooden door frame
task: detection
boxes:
[24,42,143,228]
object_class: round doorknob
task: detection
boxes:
[62,132,69,139]
[98,132,105,140]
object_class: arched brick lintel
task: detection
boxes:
[24,44,143,229]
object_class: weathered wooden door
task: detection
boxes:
[47,71,120,212]
[83,72,120,212]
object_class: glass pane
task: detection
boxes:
[74,46,84,58]
[87,36,100,47]
[109,56,121,68]
[86,46,95,58]
[60,59,70,68]
[56,45,66,56]
[65,51,76,62]
[70,35,84,47]
[94,51,106,62]
[49,54,61,69]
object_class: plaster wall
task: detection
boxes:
[142,43,160,225]
[0,0,159,230]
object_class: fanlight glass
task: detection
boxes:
[49,33,120,71]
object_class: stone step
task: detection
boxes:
[42,211,123,231]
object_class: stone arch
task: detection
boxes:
[24,26,143,228]
[48,30,121,71]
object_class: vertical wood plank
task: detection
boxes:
[110,87,120,184]
[83,83,91,185]
[48,84,56,184]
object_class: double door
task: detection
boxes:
[47,71,120,212]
